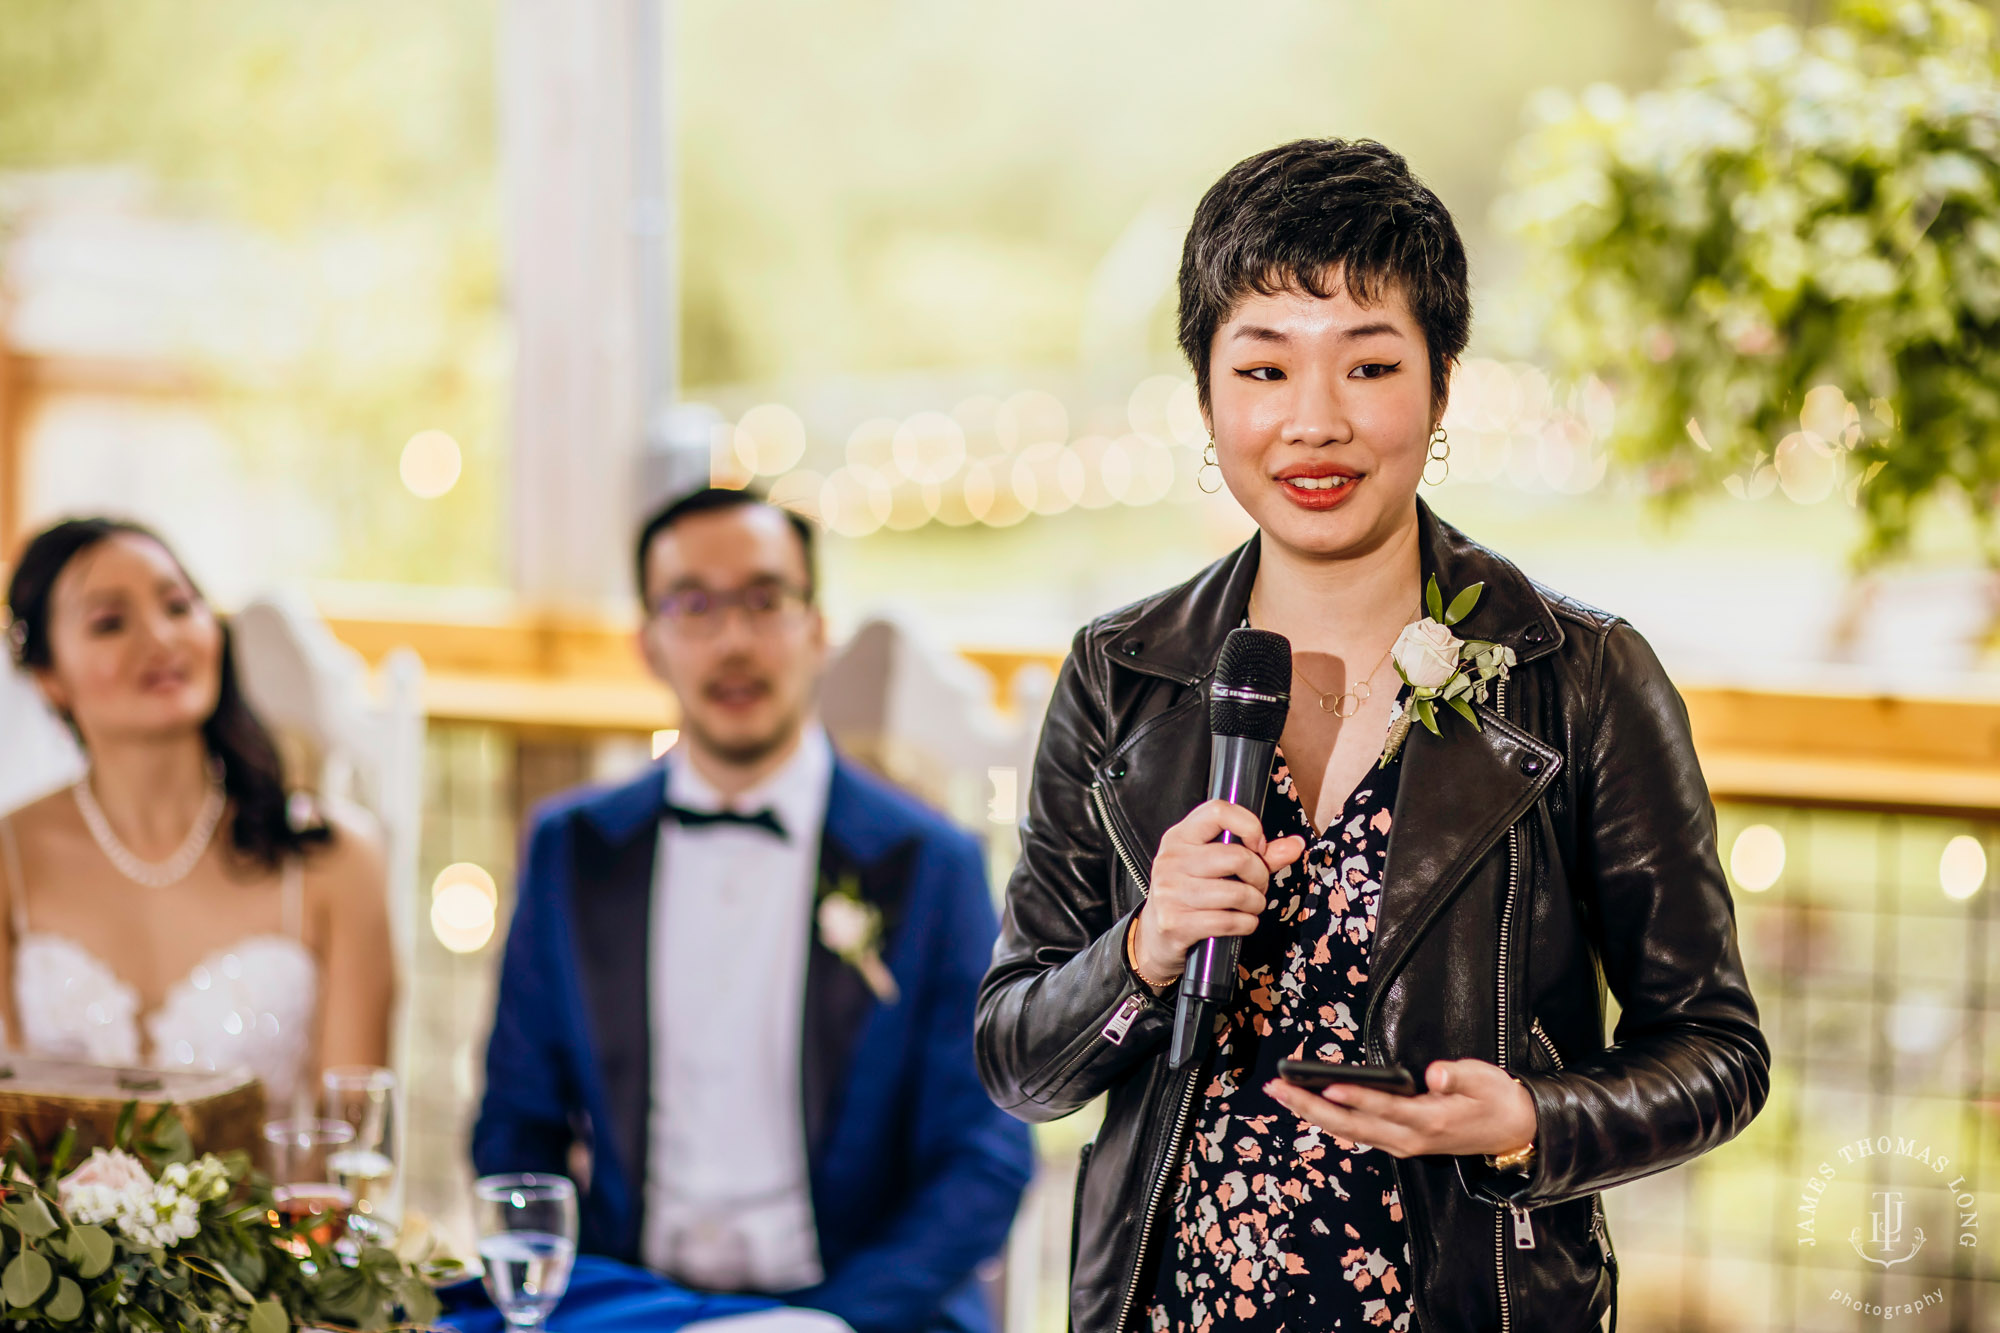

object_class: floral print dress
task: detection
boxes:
[1145,732,1415,1333]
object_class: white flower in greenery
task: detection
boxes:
[1392,618,1461,690]
[117,1183,200,1249]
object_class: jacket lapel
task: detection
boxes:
[1367,503,1566,994]
[1368,707,1560,994]
[570,772,665,1224]
[800,764,917,1159]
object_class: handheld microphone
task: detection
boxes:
[1168,627,1291,1071]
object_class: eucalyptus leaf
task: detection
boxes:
[4,1247,52,1307]
[248,1299,289,1333]
[66,1226,114,1280]
[45,1275,82,1322]
[1424,575,1443,622]
[1443,582,1483,627]
[11,1195,56,1240]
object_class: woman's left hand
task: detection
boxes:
[1264,1059,1537,1159]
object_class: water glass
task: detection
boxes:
[475,1173,578,1331]
[323,1066,400,1240]
[262,1119,357,1256]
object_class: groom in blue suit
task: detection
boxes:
[474,488,1033,1333]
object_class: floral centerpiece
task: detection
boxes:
[1497,0,2000,563]
[0,1104,456,1332]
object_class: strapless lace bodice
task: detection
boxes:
[12,931,319,1109]
[0,817,320,1111]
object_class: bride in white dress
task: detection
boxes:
[0,518,393,1114]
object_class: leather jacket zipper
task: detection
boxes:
[1529,1017,1617,1280]
[1114,1065,1199,1333]
[1089,777,1201,1333]
[1494,675,1525,1333]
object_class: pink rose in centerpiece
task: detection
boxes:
[60,1148,152,1197]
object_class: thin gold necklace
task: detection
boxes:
[1293,643,1395,718]
[1247,593,1411,718]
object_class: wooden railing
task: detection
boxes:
[324,610,2000,816]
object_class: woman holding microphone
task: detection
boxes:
[976,140,1768,1331]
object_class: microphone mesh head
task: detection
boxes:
[1210,627,1291,742]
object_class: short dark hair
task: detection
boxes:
[634,486,817,608]
[1176,138,1470,412]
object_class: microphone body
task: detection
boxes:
[1169,628,1291,1071]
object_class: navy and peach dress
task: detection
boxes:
[1146,701,1416,1333]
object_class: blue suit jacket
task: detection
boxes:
[472,757,1034,1333]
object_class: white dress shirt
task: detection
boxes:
[642,725,833,1293]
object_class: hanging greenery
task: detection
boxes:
[1498,0,2000,563]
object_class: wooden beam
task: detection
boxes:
[323,611,2000,813]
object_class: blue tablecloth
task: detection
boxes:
[440,1255,777,1333]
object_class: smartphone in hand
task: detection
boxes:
[1276,1058,1420,1097]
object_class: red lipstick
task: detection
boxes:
[1273,465,1361,512]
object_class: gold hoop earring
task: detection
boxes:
[1423,425,1450,486]
[1199,438,1223,494]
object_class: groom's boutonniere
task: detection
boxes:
[815,873,901,1004]
[1380,576,1517,767]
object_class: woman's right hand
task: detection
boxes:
[1128,800,1305,990]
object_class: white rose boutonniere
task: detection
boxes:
[816,876,901,1004]
[1380,576,1517,767]
[1391,617,1461,690]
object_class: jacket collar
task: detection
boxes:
[579,750,899,865]
[1101,498,1565,684]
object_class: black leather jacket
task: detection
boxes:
[975,502,1770,1332]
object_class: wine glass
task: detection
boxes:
[474,1174,577,1332]
[262,1119,357,1257]
[323,1066,400,1241]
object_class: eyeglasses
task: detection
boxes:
[648,581,811,638]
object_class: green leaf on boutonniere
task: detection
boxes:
[1414,697,1441,736]
[1425,575,1444,622]
[1447,695,1482,729]
[1443,582,1483,627]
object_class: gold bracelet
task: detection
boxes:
[1125,917,1175,993]
[1487,1140,1536,1172]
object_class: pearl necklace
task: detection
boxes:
[72,770,228,889]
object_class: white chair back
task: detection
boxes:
[819,617,1052,832]
[226,594,427,1065]
[0,665,84,817]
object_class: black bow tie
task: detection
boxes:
[663,801,788,840]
